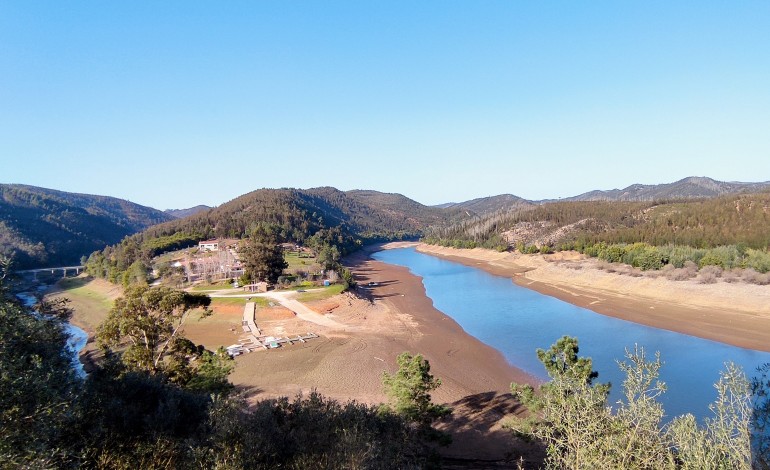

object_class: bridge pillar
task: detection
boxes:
[62,268,67,278]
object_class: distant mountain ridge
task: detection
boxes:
[435,177,770,213]
[439,194,533,215]
[165,205,212,219]
[0,184,174,269]
[563,176,770,202]
[5,176,770,270]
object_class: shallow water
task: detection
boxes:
[17,292,88,378]
[373,247,770,420]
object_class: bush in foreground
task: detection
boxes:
[509,336,764,469]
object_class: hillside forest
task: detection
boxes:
[424,191,770,278]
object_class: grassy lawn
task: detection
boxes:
[190,281,236,291]
[296,284,346,302]
[284,250,318,270]
[210,296,270,308]
[49,277,119,333]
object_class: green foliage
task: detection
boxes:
[96,285,225,391]
[121,259,149,287]
[0,259,81,467]
[424,192,770,273]
[0,183,172,269]
[89,186,429,286]
[141,232,200,257]
[510,336,611,469]
[667,363,752,469]
[73,366,212,469]
[752,363,770,468]
[509,337,758,470]
[199,391,439,469]
[585,242,770,273]
[382,352,451,435]
[239,226,289,284]
[185,347,235,395]
[316,244,341,271]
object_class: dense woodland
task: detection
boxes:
[425,192,770,273]
[84,187,457,284]
[0,184,173,269]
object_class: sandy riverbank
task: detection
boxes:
[227,242,541,464]
[415,244,770,353]
[51,252,543,464]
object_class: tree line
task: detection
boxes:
[83,187,436,286]
[424,192,770,273]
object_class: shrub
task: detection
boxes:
[698,265,723,284]
[700,252,727,269]
[509,338,756,470]
[742,268,770,286]
[745,249,770,273]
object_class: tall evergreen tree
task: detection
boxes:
[239,226,288,284]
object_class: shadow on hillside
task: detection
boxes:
[438,391,545,469]
[233,384,265,401]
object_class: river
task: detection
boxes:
[373,246,770,420]
[17,290,88,378]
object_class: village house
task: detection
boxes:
[198,240,219,252]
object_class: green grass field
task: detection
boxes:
[50,277,117,333]
[210,296,270,308]
[284,250,318,270]
[190,281,236,291]
[296,284,346,302]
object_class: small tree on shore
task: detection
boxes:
[382,352,451,443]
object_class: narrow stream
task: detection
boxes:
[17,291,88,378]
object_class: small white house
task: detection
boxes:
[198,240,219,252]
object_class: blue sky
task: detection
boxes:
[1,2,769,209]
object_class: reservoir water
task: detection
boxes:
[372,247,770,420]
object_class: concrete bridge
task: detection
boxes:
[15,265,85,280]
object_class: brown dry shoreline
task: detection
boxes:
[49,240,769,466]
[223,242,543,464]
[415,243,770,353]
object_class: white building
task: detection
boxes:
[198,240,219,252]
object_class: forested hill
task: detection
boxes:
[164,205,212,219]
[141,187,461,244]
[425,190,770,252]
[0,184,173,269]
[564,176,770,202]
[88,187,470,282]
[439,194,533,215]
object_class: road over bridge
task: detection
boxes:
[15,265,85,280]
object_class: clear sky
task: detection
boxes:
[1,2,769,209]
